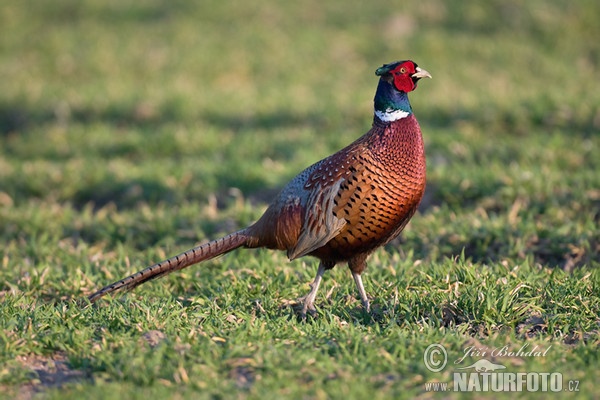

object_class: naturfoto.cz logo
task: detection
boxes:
[423,343,580,393]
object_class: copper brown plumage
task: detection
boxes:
[86,60,431,317]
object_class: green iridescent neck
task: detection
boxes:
[373,79,412,122]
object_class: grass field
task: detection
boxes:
[1,0,599,398]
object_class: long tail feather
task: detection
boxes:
[87,230,249,303]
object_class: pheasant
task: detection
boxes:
[87,60,431,316]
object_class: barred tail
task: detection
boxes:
[87,230,250,303]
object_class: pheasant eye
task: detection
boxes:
[399,67,407,74]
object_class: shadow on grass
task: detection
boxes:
[71,178,177,210]
[393,219,598,271]
[0,101,191,136]
[413,177,600,270]
[0,101,338,136]
[418,103,598,138]
[200,109,335,132]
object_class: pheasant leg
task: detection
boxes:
[299,262,328,318]
[352,272,371,313]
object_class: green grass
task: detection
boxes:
[1,0,599,398]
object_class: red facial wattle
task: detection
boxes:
[391,62,417,93]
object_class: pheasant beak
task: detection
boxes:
[411,67,432,80]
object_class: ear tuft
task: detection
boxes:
[375,61,404,76]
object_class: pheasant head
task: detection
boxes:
[375,60,432,93]
[373,60,431,122]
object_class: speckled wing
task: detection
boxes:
[287,177,346,260]
[285,144,372,260]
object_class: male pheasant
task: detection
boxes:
[87,60,431,316]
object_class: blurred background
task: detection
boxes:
[1,1,599,397]
[1,0,598,269]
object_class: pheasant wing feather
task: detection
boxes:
[287,178,346,260]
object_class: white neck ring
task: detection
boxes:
[375,108,410,122]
